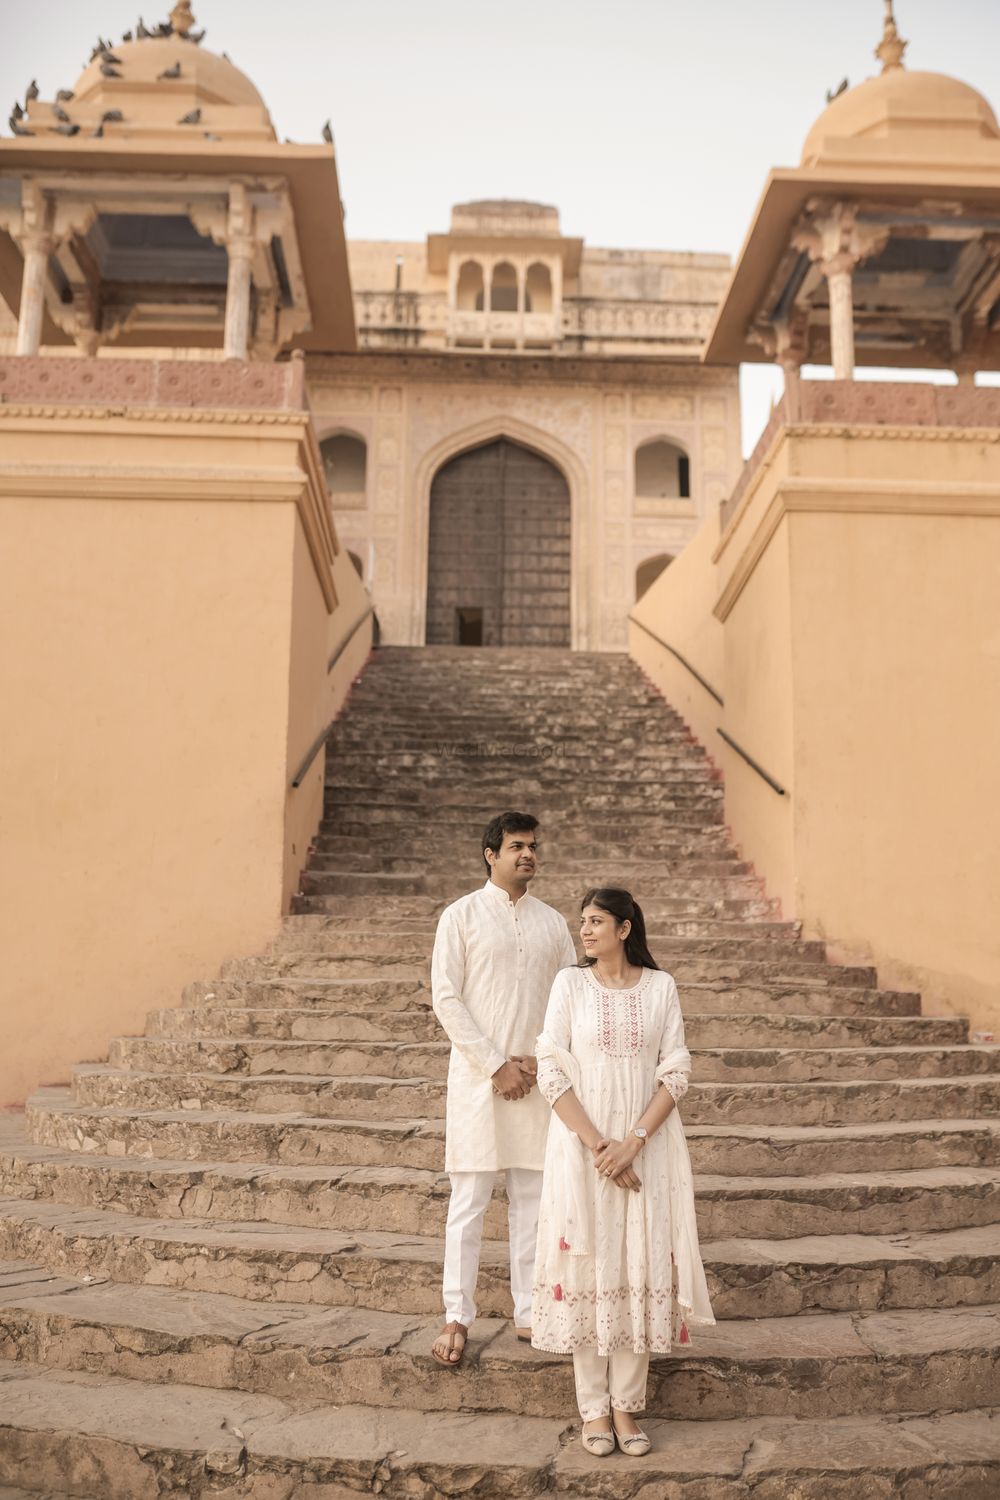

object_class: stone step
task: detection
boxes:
[4,1122,998,1241]
[1,1197,996,1320]
[303,855,767,895]
[322,788,726,815]
[1,1265,998,1429]
[325,765,721,789]
[247,953,874,990]
[147,1004,967,1048]
[295,869,775,908]
[271,912,827,960]
[3,1362,997,1499]
[313,844,750,875]
[183,975,920,1017]
[63,1061,1000,1125]
[291,898,790,930]
[107,1035,1000,1085]
[268,926,838,968]
[30,1091,1000,1174]
[321,811,734,841]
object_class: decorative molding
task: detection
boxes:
[305,350,738,391]
[715,472,1000,623]
[0,404,307,426]
[0,400,339,612]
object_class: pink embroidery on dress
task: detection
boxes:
[679,1321,690,1344]
[559,1236,571,1251]
[594,974,650,1059]
[553,1284,563,1301]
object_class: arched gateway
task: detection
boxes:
[425,437,571,646]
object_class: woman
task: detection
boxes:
[530,887,715,1456]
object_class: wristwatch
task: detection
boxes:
[632,1127,648,1145]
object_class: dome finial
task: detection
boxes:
[875,0,907,73]
[169,1,196,35]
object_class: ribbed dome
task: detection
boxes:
[73,37,266,109]
[802,68,1000,167]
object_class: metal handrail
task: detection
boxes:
[290,605,376,790]
[627,613,724,706]
[627,614,787,796]
[717,728,787,796]
[327,602,375,675]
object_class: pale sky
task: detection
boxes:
[5,0,1000,452]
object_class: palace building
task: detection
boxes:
[0,12,742,652]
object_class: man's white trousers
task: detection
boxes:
[442,1168,543,1327]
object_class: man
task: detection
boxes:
[430,810,576,1367]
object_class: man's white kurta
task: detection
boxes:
[432,879,577,1173]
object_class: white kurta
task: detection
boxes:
[431,879,577,1173]
[531,964,716,1355]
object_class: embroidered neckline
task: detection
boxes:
[584,964,653,998]
[586,966,650,1058]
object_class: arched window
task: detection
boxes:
[635,438,691,500]
[636,553,674,602]
[525,262,552,314]
[490,261,519,312]
[456,260,484,312]
[320,433,367,497]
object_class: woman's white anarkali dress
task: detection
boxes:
[531,964,715,1356]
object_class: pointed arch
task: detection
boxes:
[411,415,592,648]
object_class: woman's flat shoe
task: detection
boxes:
[613,1423,651,1457]
[514,1326,532,1342]
[580,1427,615,1457]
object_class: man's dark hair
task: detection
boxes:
[482,811,539,873]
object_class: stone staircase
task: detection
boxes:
[0,645,998,1497]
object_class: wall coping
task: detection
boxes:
[0,355,306,411]
[720,382,1000,537]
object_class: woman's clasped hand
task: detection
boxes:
[590,1136,643,1191]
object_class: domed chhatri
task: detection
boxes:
[801,1,999,168]
[705,0,1000,376]
[802,70,1000,168]
[0,3,354,359]
[25,3,275,143]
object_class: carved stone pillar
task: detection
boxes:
[223,239,254,359]
[15,232,53,356]
[552,256,563,341]
[793,203,889,384]
[824,254,857,380]
[222,185,255,361]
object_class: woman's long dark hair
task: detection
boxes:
[578,887,660,971]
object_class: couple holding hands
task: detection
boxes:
[429,810,714,1456]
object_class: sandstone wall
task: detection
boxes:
[0,358,371,1107]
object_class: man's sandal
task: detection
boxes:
[430,1321,468,1368]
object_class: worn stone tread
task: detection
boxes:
[0,1262,997,1422]
[1,1135,994,1241]
[4,1114,998,1239]
[67,1062,1000,1128]
[107,1033,1000,1083]
[0,1363,998,1498]
[0,1196,997,1320]
[27,1090,1000,1174]
[144,1004,968,1047]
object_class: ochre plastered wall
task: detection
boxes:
[0,394,371,1107]
[629,514,724,758]
[307,356,742,649]
[632,402,1000,1031]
